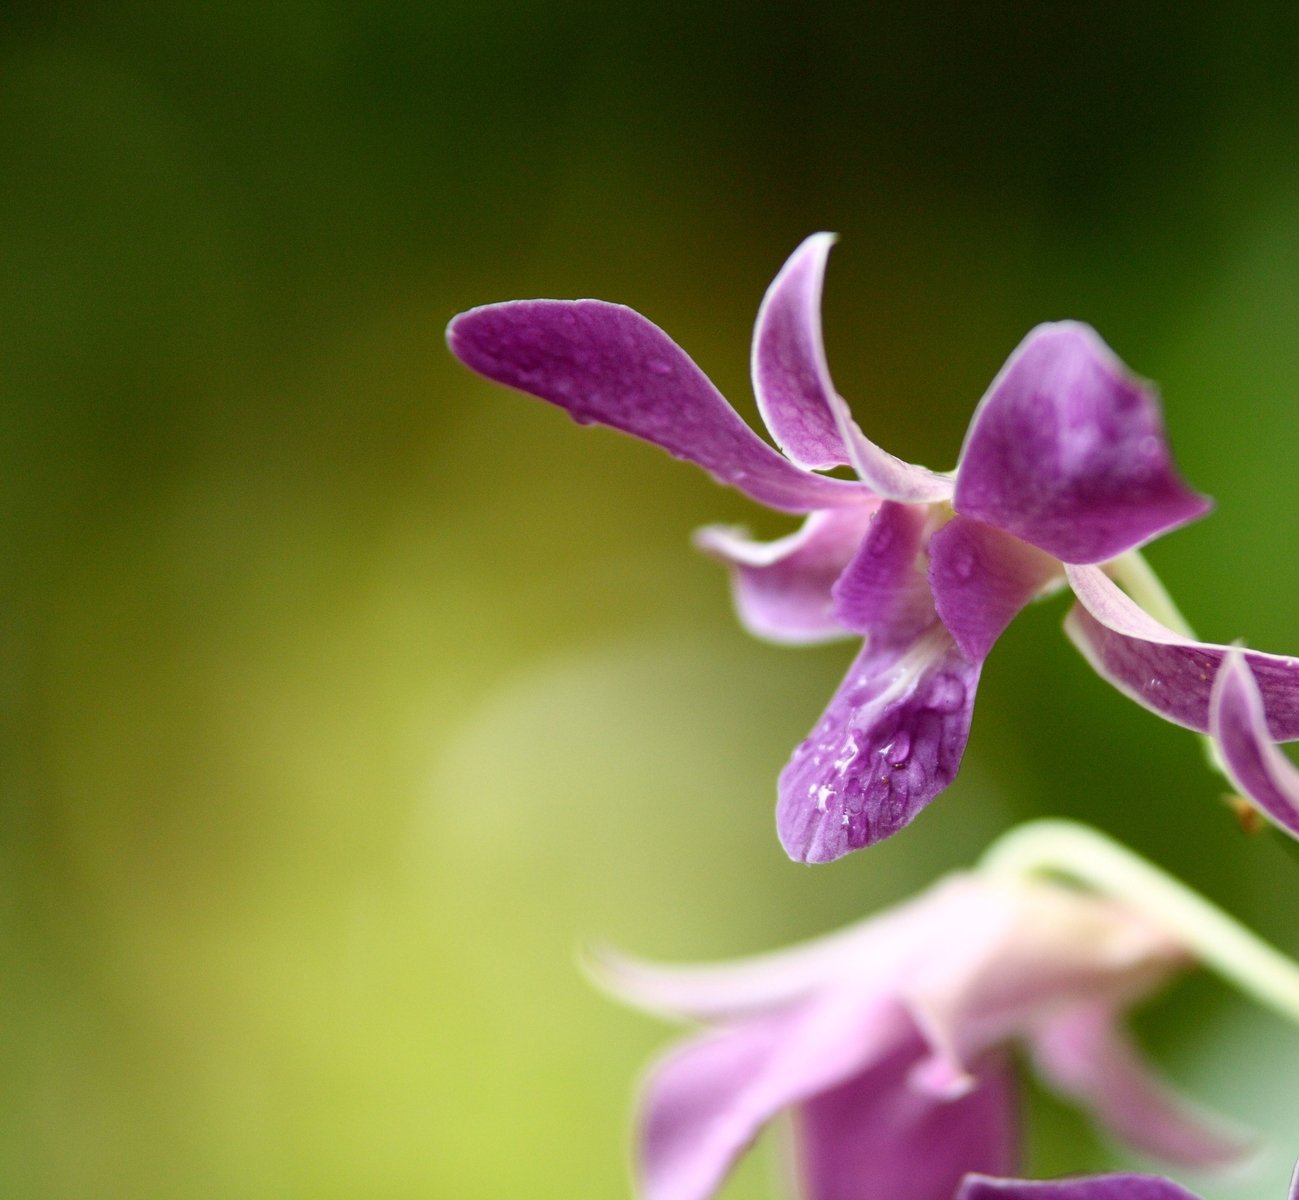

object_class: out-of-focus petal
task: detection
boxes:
[588,875,983,1023]
[796,1037,1018,1200]
[751,233,852,470]
[1209,652,1299,839]
[1064,565,1299,739]
[900,880,1183,1094]
[695,507,879,645]
[777,626,980,863]
[958,1174,1200,1200]
[954,323,1209,563]
[1029,1002,1252,1169]
[447,300,864,513]
[929,516,1063,663]
[638,991,907,1200]
[751,233,953,501]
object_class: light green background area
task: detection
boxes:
[3,4,1299,1198]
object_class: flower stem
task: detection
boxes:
[980,819,1299,1024]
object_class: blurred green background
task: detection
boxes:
[4,3,1299,1197]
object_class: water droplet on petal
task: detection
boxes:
[928,673,966,714]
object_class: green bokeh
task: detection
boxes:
[3,3,1299,1197]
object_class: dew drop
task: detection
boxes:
[928,673,966,713]
[882,731,912,765]
[951,545,976,582]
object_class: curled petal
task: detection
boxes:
[752,234,953,501]
[796,1038,1018,1200]
[958,1176,1200,1200]
[1064,565,1299,739]
[447,300,864,513]
[695,506,879,645]
[929,516,1063,663]
[1029,1003,1252,1170]
[777,626,981,863]
[831,501,937,645]
[954,323,1209,563]
[1210,652,1299,839]
[638,992,907,1200]
[752,233,853,470]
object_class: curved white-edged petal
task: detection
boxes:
[958,1175,1201,1200]
[1209,651,1299,839]
[1065,564,1299,739]
[695,506,879,645]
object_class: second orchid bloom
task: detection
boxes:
[448,236,1299,860]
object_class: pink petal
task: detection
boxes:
[1029,1002,1252,1169]
[1065,565,1299,738]
[751,234,953,502]
[1209,652,1299,839]
[637,992,907,1200]
[694,506,879,645]
[796,1038,1018,1200]
[929,516,1062,663]
[954,323,1209,564]
[447,300,864,513]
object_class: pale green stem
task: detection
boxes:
[980,819,1299,1025]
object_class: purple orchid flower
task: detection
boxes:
[959,1158,1299,1200]
[447,235,1224,862]
[591,870,1248,1200]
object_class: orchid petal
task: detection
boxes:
[638,992,907,1200]
[752,233,953,501]
[954,323,1209,563]
[1209,652,1299,839]
[958,1175,1199,1200]
[929,516,1063,663]
[1065,565,1299,738]
[777,626,980,863]
[695,506,879,645]
[1030,1003,1252,1169]
[796,1039,1017,1200]
[831,501,937,644]
[447,300,864,513]
[588,875,985,1023]
[751,233,853,470]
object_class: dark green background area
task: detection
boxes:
[3,3,1299,1197]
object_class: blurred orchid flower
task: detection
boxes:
[590,862,1249,1200]
[958,1158,1299,1200]
[447,236,1294,862]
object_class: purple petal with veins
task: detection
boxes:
[777,628,981,862]
[954,323,1209,563]
[1210,652,1299,839]
[831,502,937,644]
[695,506,879,645]
[447,300,864,513]
[796,1038,1017,1200]
[1064,565,1299,738]
[929,516,1063,663]
[958,1176,1200,1200]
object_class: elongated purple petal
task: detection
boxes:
[1064,565,1299,738]
[796,1039,1017,1200]
[752,233,852,470]
[831,502,937,644]
[929,517,1062,663]
[1210,652,1299,839]
[638,992,908,1200]
[695,507,879,645]
[751,234,953,501]
[954,323,1209,563]
[1029,1003,1251,1169]
[958,1175,1200,1200]
[447,300,865,513]
[777,627,980,862]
